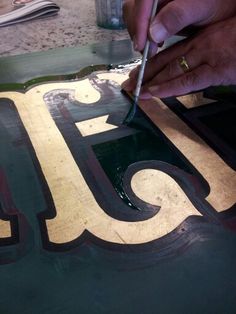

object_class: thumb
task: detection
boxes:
[149,0,206,43]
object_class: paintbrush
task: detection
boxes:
[124,0,159,124]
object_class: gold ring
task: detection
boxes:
[178,56,190,72]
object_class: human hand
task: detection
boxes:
[123,0,236,52]
[122,17,236,98]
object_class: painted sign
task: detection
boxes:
[0,67,235,313]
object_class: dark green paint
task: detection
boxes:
[93,121,209,210]
[200,107,236,150]
[0,227,236,314]
[0,41,235,314]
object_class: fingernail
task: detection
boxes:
[121,79,133,91]
[133,36,139,51]
[150,22,169,43]
[149,86,160,94]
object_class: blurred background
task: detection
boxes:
[0,0,129,56]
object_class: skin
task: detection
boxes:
[122,0,236,97]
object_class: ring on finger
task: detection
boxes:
[178,56,190,73]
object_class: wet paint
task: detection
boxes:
[0,41,235,314]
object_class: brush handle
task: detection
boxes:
[133,0,159,101]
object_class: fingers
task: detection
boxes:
[147,64,221,98]
[123,0,135,40]
[122,8,236,100]
[121,38,191,92]
[148,41,158,58]
[149,0,210,43]
[123,0,165,53]
[133,0,154,51]
[123,0,153,51]
[144,50,204,87]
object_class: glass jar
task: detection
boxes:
[95,0,125,30]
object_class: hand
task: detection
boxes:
[122,17,236,98]
[123,0,236,52]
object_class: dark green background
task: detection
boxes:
[0,40,236,314]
